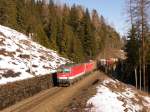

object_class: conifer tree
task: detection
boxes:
[125,26,139,87]
[82,8,95,59]
[69,4,79,32]
[16,0,26,32]
[0,0,122,62]
[0,0,16,28]
[0,0,7,25]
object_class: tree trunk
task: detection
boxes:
[135,67,138,89]
[140,0,146,91]
[139,59,142,90]
[139,48,142,90]
[143,63,146,91]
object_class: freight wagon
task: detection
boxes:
[97,58,118,73]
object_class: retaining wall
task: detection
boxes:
[0,74,52,110]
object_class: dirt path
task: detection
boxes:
[2,71,103,112]
[63,72,110,112]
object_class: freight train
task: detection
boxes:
[97,58,118,73]
[53,58,118,86]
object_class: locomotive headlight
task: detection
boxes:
[57,69,63,73]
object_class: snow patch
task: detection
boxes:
[102,79,117,85]
[87,79,150,112]
[87,85,125,112]
[142,96,150,107]
[0,25,71,85]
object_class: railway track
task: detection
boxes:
[2,71,100,112]
[2,87,63,112]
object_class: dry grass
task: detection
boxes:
[0,69,21,78]
[63,85,97,112]
[43,65,52,69]
[16,49,22,53]
[18,54,30,59]
[32,65,38,68]
[0,37,5,45]
[19,40,31,46]
[39,56,47,60]
[0,49,16,57]
[96,48,126,59]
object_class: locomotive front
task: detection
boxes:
[57,66,71,85]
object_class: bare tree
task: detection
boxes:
[126,0,150,91]
[126,0,139,89]
[138,0,150,91]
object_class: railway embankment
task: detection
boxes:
[2,71,100,112]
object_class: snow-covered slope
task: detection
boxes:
[0,25,70,85]
[87,79,150,112]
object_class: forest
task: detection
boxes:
[0,0,121,62]
[121,0,150,92]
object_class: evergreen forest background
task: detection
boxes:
[0,0,122,62]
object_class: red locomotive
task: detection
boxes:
[52,58,117,86]
[56,61,95,86]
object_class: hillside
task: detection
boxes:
[0,25,70,85]
[0,0,122,62]
[87,79,150,112]
[63,73,150,112]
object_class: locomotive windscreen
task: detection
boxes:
[57,67,70,73]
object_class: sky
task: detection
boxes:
[57,0,127,36]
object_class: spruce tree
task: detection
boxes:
[125,26,139,67]
[82,8,95,59]
[69,4,79,32]
[16,0,26,32]
[125,26,139,86]
[0,0,7,25]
